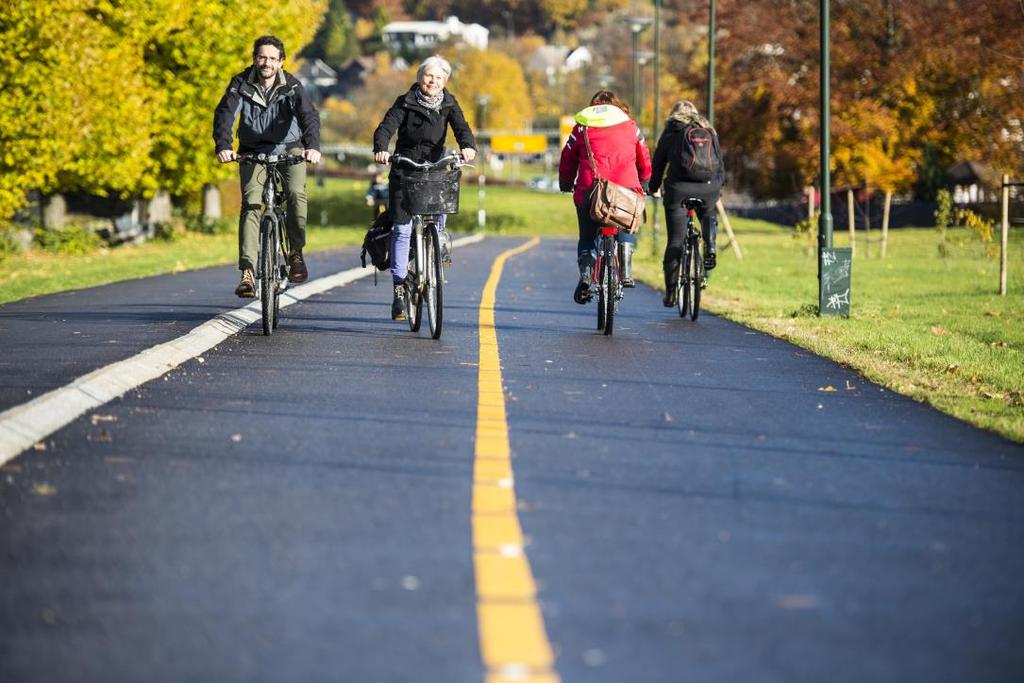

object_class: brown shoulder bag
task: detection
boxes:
[582,127,646,233]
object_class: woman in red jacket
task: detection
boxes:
[559,90,652,304]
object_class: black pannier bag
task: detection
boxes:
[360,209,393,271]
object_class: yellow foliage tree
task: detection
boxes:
[443,47,533,131]
[0,0,326,225]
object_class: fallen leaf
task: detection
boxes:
[930,325,947,335]
[32,483,57,496]
[33,441,47,451]
[818,385,837,392]
[990,341,1008,348]
[90,414,117,425]
[945,364,959,373]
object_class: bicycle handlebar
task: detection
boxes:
[234,153,307,166]
[390,153,473,170]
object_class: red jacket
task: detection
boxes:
[558,105,652,206]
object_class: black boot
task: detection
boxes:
[391,284,406,320]
[619,242,635,287]
[662,261,679,307]
[573,255,594,304]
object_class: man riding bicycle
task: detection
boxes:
[213,35,322,298]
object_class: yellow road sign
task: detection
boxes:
[559,116,575,145]
[491,134,547,154]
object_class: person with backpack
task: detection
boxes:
[372,55,476,321]
[559,90,652,303]
[648,100,724,307]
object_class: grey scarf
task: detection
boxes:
[415,88,444,112]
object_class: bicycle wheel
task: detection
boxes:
[602,238,617,336]
[260,216,276,336]
[425,223,444,339]
[688,235,703,321]
[406,232,423,332]
[678,244,690,319]
[596,242,607,331]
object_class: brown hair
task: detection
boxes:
[589,90,631,116]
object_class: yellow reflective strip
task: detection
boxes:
[473,237,560,682]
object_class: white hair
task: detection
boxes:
[417,55,452,84]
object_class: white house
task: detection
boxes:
[382,16,488,52]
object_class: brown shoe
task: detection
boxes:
[234,269,255,298]
[288,250,308,283]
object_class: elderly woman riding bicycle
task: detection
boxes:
[372,55,477,320]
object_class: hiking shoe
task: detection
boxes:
[288,250,308,283]
[391,285,406,320]
[703,251,717,271]
[573,280,592,304]
[662,289,677,307]
[234,269,255,298]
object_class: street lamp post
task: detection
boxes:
[625,16,653,116]
[635,50,655,127]
[707,0,716,126]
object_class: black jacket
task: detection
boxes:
[649,120,724,197]
[373,86,476,223]
[373,86,476,163]
[213,67,320,154]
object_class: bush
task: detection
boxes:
[184,213,234,235]
[0,228,23,260]
[34,224,103,255]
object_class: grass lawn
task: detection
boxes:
[633,216,1024,443]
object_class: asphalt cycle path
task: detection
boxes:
[0,236,1022,682]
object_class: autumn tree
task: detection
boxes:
[0,0,326,225]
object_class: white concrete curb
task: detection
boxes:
[0,234,485,466]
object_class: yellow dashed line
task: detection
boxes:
[473,236,560,683]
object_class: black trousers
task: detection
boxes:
[662,185,720,267]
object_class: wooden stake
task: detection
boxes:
[717,198,742,260]
[1002,174,1009,296]
[847,188,855,257]
[881,189,891,258]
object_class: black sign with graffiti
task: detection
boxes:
[819,248,852,317]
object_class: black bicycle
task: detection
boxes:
[592,225,625,336]
[236,153,305,335]
[390,152,466,340]
[676,197,706,321]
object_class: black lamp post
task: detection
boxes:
[625,16,653,115]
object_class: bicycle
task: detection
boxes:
[235,153,305,335]
[675,197,706,321]
[592,225,625,336]
[390,152,467,340]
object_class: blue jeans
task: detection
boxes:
[390,214,447,284]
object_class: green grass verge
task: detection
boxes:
[633,216,1024,443]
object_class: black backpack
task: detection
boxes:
[360,209,392,271]
[679,125,723,182]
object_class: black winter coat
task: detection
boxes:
[649,120,724,200]
[373,86,476,224]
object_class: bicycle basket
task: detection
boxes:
[400,167,461,215]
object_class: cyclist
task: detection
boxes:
[372,55,477,320]
[649,100,724,307]
[213,35,322,298]
[558,90,651,303]
[365,170,390,219]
